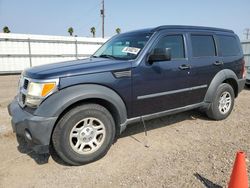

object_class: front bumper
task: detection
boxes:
[8,98,57,154]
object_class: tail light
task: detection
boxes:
[241,59,246,79]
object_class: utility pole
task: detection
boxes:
[100,0,105,38]
[244,28,250,40]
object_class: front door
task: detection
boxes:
[132,33,193,117]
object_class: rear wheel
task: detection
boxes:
[52,104,115,165]
[206,83,235,120]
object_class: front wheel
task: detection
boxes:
[206,83,235,120]
[52,104,115,165]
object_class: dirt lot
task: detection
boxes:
[0,75,249,188]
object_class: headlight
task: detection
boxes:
[28,82,56,97]
[26,80,58,107]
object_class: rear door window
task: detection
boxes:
[191,35,216,57]
[217,35,241,56]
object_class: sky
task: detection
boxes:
[0,0,249,39]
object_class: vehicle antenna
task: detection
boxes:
[141,117,150,148]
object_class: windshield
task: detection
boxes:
[93,32,153,60]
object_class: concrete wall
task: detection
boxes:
[0,33,108,73]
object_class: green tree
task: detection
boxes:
[90,27,96,37]
[3,26,10,33]
[68,27,74,36]
[116,28,121,34]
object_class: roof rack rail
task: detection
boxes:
[153,25,234,33]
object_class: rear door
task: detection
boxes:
[186,33,222,104]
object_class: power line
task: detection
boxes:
[80,1,101,26]
[83,1,101,18]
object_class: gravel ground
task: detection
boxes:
[0,75,249,188]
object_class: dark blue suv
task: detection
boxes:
[8,26,246,165]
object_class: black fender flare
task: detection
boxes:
[204,69,238,103]
[34,84,127,126]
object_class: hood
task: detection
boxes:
[23,58,132,79]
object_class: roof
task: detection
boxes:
[120,25,234,37]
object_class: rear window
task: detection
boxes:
[191,35,216,57]
[218,35,240,56]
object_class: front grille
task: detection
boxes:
[18,76,28,107]
[23,79,29,89]
[18,92,26,107]
[18,93,26,107]
[22,94,26,104]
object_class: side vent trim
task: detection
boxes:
[113,70,132,78]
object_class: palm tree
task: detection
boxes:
[68,27,74,36]
[3,26,10,33]
[116,28,121,34]
[90,27,96,37]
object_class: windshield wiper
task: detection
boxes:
[98,54,117,60]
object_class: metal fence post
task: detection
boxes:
[75,39,78,60]
[28,38,32,67]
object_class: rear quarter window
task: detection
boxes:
[191,35,216,57]
[217,35,241,56]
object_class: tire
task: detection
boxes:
[206,83,235,120]
[52,104,115,165]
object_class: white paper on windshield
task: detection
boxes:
[122,47,141,55]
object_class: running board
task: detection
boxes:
[120,102,205,133]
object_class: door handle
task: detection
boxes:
[179,64,191,70]
[213,61,224,66]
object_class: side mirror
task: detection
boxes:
[148,48,171,63]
